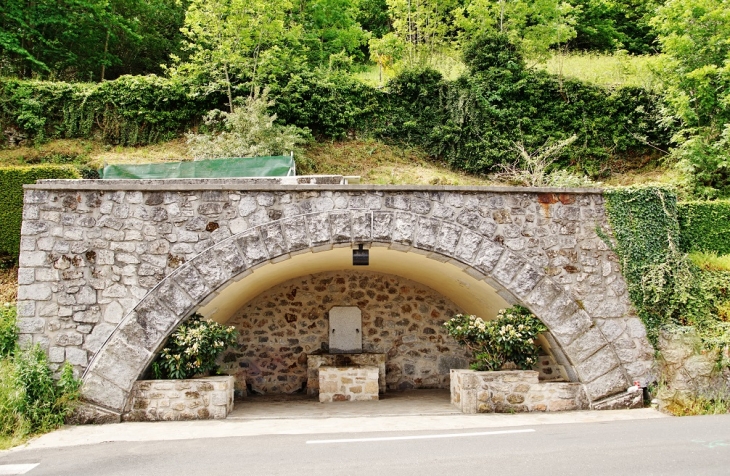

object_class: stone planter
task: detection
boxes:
[450,369,588,413]
[123,376,235,421]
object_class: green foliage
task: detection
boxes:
[298,0,368,66]
[673,126,730,199]
[0,0,138,79]
[151,313,237,380]
[0,165,80,260]
[0,344,80,440]
[443,305,546,371]
[169,0,299,109]
[652,0,730,199]
[12,347,80,433]
[272,69,380,139]
[376,40,669,176]
[187,88,307,159]
[357,0,391,38]
[603,186,695,342]
[678,200,730,255]
[689,252,730,273]
[604,186,730,353]
[0,76,217,146]
[455,0,577,62]
[568,0,659,54]
[0,305,18,358]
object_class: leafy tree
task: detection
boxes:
[455,0,577,62]
[297,0,368,67]
[105,0,189,79]
[357,0,392,38]
[0,0,137,80]
[652,0,730,197]
[568,0,659,54]
[169,0,299,112]
[386,0,461,66]
[369,33,405,84]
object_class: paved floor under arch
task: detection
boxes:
[227,389,460,420]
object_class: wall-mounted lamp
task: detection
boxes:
[353,243,369,266]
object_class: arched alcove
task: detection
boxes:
[80,209,633,416]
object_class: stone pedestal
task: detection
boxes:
[451,369,588,413]
[318,366,379,402]
[307,353,386,395]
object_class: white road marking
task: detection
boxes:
[0,464,39,475]
[306,428,535,444]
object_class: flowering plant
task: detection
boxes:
[443,305,546,371]
[151,313,237,379]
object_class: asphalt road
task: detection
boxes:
[2,414,729,476]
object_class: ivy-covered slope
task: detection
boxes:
[604,186,730,350]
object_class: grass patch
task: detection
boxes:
[0,138,189,170]
[0,136,682,188]
[300,139,492,185]
[689,252,730,272]
[354,51,467,87]
[538,52,659,90]
[660,390,730,416]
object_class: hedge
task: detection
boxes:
[0,165,80,260]
[1,61,669,175]
[0,75,219,146]
[678,200,730,255]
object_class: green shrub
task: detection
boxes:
[0,337,80,439]
[0,305,18,358]
[272,69,380,139]
[0,165,80,260]
[678,200,730,255]
[187,88,307,160]
[151,313,237,380]
[12,346,80,433]
[443,305,546,371]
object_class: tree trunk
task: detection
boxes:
[101,30,110,82]
[224,63,234,113]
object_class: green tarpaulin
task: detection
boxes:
[100,155,295,179]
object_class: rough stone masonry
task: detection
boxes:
[16,177,654,421]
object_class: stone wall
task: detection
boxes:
[16,180,654,416]
[123,376,234,421]
[657,328,730,409]
[220,270,472,394]
[450,369,588,413]
[318,366,379,402]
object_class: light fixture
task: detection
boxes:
[353,243,369,266]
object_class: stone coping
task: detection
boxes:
[24,178,603,194]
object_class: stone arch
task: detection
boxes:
[80,209,635,416]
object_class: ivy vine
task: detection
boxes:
[603,186,730,353]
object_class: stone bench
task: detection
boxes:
[318,366,379,402]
